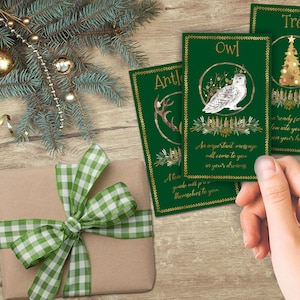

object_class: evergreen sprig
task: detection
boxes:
[154,147,182,167]
[190,116,262,137]
[0,70,39,98]
[0,0,160,153]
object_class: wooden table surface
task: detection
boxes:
[0,0,298,299]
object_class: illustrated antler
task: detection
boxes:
[154,95,179,132]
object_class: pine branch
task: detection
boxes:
[78,1,121,30]
[70,33,113,56]
[0,26,14,48]
[28,0,74,26]
[14,99,63,154]
[41,1,120,44]
[117,0,160,37]
[74,65,127,105]
[33,110,63,154]
[10,44,28,70]
[74,0,160,65]
[111,36,147,68]
[0,70,38,98]
[66,99,94,141]
[0,0,159,153]
[14,109,36,143]
[3,1,30,15]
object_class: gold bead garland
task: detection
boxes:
[7,20,14,27]
[0,16,64,130]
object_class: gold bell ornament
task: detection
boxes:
[53,56,74,75]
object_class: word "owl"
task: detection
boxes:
[215,41,240,57]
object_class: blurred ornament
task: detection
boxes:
[0,114,14,135]
[65,92,76,103]
[7,20,14,27]
[53,56,74,75]
[30,34,39,42]
[0,49,13,76]
[22,17,30,25]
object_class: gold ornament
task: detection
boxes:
[7,20,14,27]
[22,17,30,25]
[53,56,74,75]
[65,92,76,103]
[0,49,13,76]
[0,114,14,136]
[30,34,39,42]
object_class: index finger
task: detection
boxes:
[235,181,260,206]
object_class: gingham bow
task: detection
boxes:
[0,144,153,300]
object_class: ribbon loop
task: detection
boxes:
[11,225,64,269]
[81,182,137,228]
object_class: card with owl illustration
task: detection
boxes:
[182,33,271,181]
[251,4,300,153]
[130,62,239,216]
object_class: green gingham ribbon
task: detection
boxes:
[0,144,153,300]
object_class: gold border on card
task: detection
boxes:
[183,34,271,181]
[251,5,300,34]
[131,63,239,214]
[252,5,300,154]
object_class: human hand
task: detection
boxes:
[236,155,300,299]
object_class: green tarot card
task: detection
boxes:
[130,62,239,216]
[182,33,271,181]
[251,4,300,153]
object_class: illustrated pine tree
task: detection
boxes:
[279,35,300,87]
[272,36,300,109]
[0,0,159,153]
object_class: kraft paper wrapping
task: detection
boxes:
[0,159,155,300]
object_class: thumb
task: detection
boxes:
[254,156,298,236]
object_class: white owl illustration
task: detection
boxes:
[202,73,247,114]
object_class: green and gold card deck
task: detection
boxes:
[128,4,300,216]
[251,4,300,153]
[182,33,271,181]
[130,63,239,216]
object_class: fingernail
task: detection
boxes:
[253,247,261,259]
[254,156,277,180]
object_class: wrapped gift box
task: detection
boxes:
[0,148,155,300]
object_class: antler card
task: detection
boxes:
[182,33,271,181]
[130,62,239,216]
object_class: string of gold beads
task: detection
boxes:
[0,17,64,130]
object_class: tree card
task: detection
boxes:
[130,62,239,216]
[251,4,300,153]
[182,33,271,181]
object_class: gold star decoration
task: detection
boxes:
[289,35,296,43]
